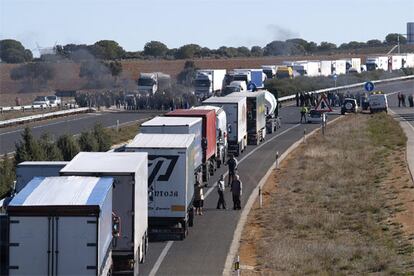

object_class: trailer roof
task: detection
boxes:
[17,161,69,167]
[141,116,201,127]
[192,105,221,113]
[227,91,265,98]
[203,96,246,104]
[60,152,147,174]
[9,176,112,208]
[165,109,214,116]
[126,133,195,149]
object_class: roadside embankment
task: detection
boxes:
[239,113,414,275]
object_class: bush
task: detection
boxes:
[57,134,80,161]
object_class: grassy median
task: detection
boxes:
[240,113,414,275]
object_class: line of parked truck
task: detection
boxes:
[0,86,279,275]
[136,53,414,100]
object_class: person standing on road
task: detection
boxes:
[194,180,206,215]
[295,92,299,107]
[216,175,226,209]
[398,92,402,107]
[300,105,308,123]
[408,94,414,107]
[226,154,238,186]
[231,175,243,210]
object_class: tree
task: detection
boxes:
[0,39,33,63]
[91,40,125,60]
[317,41,337,51]
[0,154,15,196]
[143,41,169,57]
[237,46,251,57]
[175,44,201,59]
[105,61,123,78]
[78,131,99,152]
[56,134,80,161]
[366,39,382,47]
[93,124,111,151]
[305,41,318,52]
[250,46,263,57]
[385,33,407,45]
[14,127,45,165]
[39,133,63,161]
[199,47,212,58]
[264,40,305,56]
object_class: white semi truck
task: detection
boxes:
[366,56,389,71]
[137,72,171,95]
[261,65,277,79]
[194,69,226,98]
[60,152,148,275]
[125,133,196,240]
[320,60,333,76]
[227,92,266,145]
[202,96,247,156]
[346,58,361,73]
[7,176,113,276]
[192,105,228,167]
[233,69,266,89]
[332,60,347,75]
[391,55,404,70]
[15,161,68,193]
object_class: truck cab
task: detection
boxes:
[138,73,158,95]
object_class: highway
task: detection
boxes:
[0,111,159,155]
[139,79,414,276]
[0,80,412,275]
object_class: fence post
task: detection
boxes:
[303,128,307,143]
[259,187,263,208]
[234,255,240,276]
[116,120,120,132]
[275,151,279,169]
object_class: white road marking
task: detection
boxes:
[148,123,301,276]
[148,241,174,276]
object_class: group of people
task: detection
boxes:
[397,92,414,107]
[192,154,243,215]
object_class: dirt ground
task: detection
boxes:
[238,114,414,275]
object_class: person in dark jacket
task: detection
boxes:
[226,154,238,186]
[231,175,242,210]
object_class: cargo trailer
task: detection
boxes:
[202,96,247,156]
[15,161,68,193]
[125,134,196,240]
[332,60,347,75]
[141,116,203,179]
[192,105,228,167]
[165,109,217,182]
[7,176,113,276]
[137,72,171,95]
[391,55,404,70]
[320,60,332,76]
[227,92,266,145]
[60,152,148,275]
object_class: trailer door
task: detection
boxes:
[9,216,49,275]
[56,217,97,275]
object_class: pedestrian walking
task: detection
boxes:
[216,175,226,209]
[226,154,238,186]
[398,92,402,107]
[408,94,414,107]
[231,175,242,210]
[300,105,308,123]
[194,180,206,215]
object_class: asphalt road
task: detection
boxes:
[139,79,414,276]
[0,111,159,155]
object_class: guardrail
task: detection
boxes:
[0,107,93,128]
[0,103,79,113]
[277,75,414,102]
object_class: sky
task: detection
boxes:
[1,0,413,56]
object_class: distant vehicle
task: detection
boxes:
[261,65,277,78]
[307,109,327,124]
[320,60,333,76]
[221,81,247,96]
[233,69,266,89]
[366,56,388,71]
[47,95,61,106]
[275,66,293,79]
[138,72,171,95]
[32,96,50,106]
[341,98,358,115]
[194,69,226,98]
[368,92,388,113]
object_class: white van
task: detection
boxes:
[369,93,388,113]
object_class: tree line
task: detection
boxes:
[0,33,409,63]
[0,124,112,197]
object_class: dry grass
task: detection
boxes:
[106,123,139,147]
[239,113,414,275]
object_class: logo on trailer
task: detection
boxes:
[147,155,179,203]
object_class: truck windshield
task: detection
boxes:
[34,96,46,101]
[138,79,156,86]
[195,79,211,88]
[233,75,247,82]
[263,70,273,79]
[222,86,239,96]
[276,72,289,79]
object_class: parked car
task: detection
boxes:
[32,96,50,106]
[47,95,61,106]
[307,109,327,124]
[341,98,358,115]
